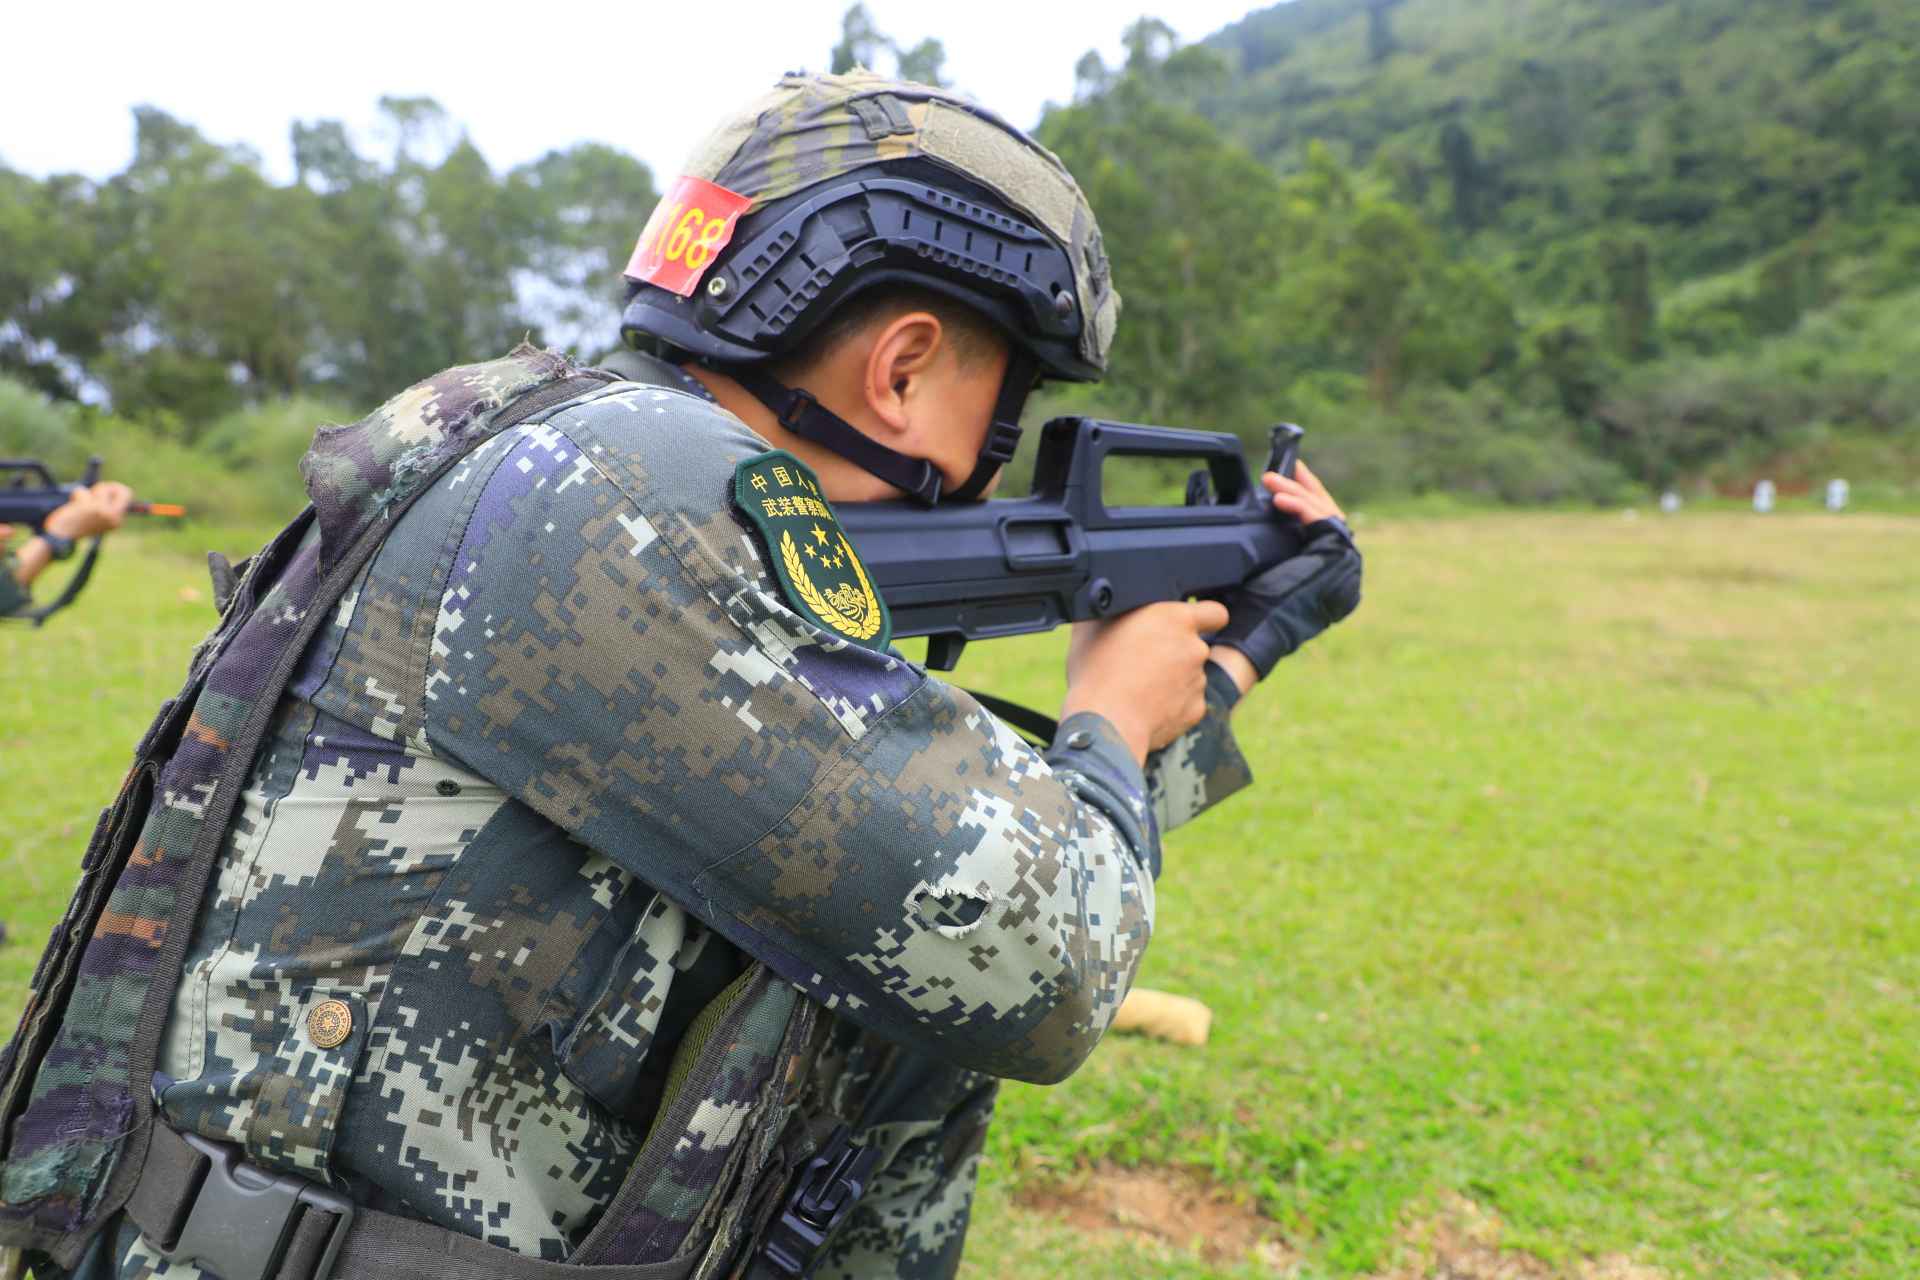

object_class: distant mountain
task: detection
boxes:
[1035,0,1920,500]
[1193,0,1920,297]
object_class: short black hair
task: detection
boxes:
[773,286,1006,379]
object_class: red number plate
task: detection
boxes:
[624,175,753,298]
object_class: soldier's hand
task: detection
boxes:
[45,483,135,540]
[1263,459,1345,526]
[1061,599,1229,763]
[1211,460,1362,685]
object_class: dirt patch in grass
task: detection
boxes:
[1366,1193,1665,1280]
[1013,1161,1296,1269]
[1010,1173,1667,1278]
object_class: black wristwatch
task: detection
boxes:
[37,531,77,561]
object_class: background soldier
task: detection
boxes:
[21,73,1359,1280]
[0,483,133,618]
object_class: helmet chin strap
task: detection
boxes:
[947,348,1035,502]
[720,349,1036,506]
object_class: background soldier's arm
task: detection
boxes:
[0,551,30,616]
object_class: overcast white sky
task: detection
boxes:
[3,1,1263,183]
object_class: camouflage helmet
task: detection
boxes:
[620,70,1120,385]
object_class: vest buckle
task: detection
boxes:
[754,1125,881,1276]
[157,1130,356,1280]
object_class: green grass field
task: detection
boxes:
[4,512,1916,1278]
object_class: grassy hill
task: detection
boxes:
[1032,0,1920,505]
[1201,0,1920,293]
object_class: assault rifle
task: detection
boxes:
[839,418,1306,740]
[1,457,185,623]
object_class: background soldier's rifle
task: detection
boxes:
[0,456,185,624]
[839,419,1306,742]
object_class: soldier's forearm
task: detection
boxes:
[11,536,52,586]
[1145,663,1253,834]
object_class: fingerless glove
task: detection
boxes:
[1210,516,1363,680]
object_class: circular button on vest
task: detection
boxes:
[308,999,353,1049]
[1065,729,1094,750]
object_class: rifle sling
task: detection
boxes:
[6,536,103,625]
[965,689,1058,747]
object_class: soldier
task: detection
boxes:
[0,482,134,618]
[7,74,1359,1280]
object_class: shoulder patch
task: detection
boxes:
[733,450,891,652]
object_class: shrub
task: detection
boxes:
[0,376,357,530]
[0,379,91,474]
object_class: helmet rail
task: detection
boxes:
[623,172,1092,382]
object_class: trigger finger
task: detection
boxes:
[1192,600,1230,632]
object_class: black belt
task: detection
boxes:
[127,1122,700,1280]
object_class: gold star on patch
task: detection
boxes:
[811,524,830,545]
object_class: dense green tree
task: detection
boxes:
[1121,18,1178,74]
[515,144,659,354]
[1601,237,1655,360]
[894,38,948,87]
[0,98,658,421]
[1438,122,1485,232]
[1041,36,1510,425]
[1200,0,1920,295]
[1038,71,1295,427]
[0,168,101,398]
[1363,0,1400,64]
[76,108,324,424]
[828,3,888,74]
[1279,144,1514,403]
[827,5,949,85]
[5,1,1916,502]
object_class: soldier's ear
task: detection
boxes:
[862,311,944,435]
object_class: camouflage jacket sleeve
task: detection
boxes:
[1143,661,1253,839]
[417,386,1157,1085]
[0,552,29,617]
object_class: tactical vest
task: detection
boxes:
[0,351,876,1280]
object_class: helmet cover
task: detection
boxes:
[627,70,1119,378]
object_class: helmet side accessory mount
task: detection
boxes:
[688,175,1087,376]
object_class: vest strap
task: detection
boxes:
[2,371,619,1271]
[128,1122,701,1280]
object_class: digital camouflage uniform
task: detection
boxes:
[64,346,1248,1279]
[1,553,30,617]
[6,73,1256,1280]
